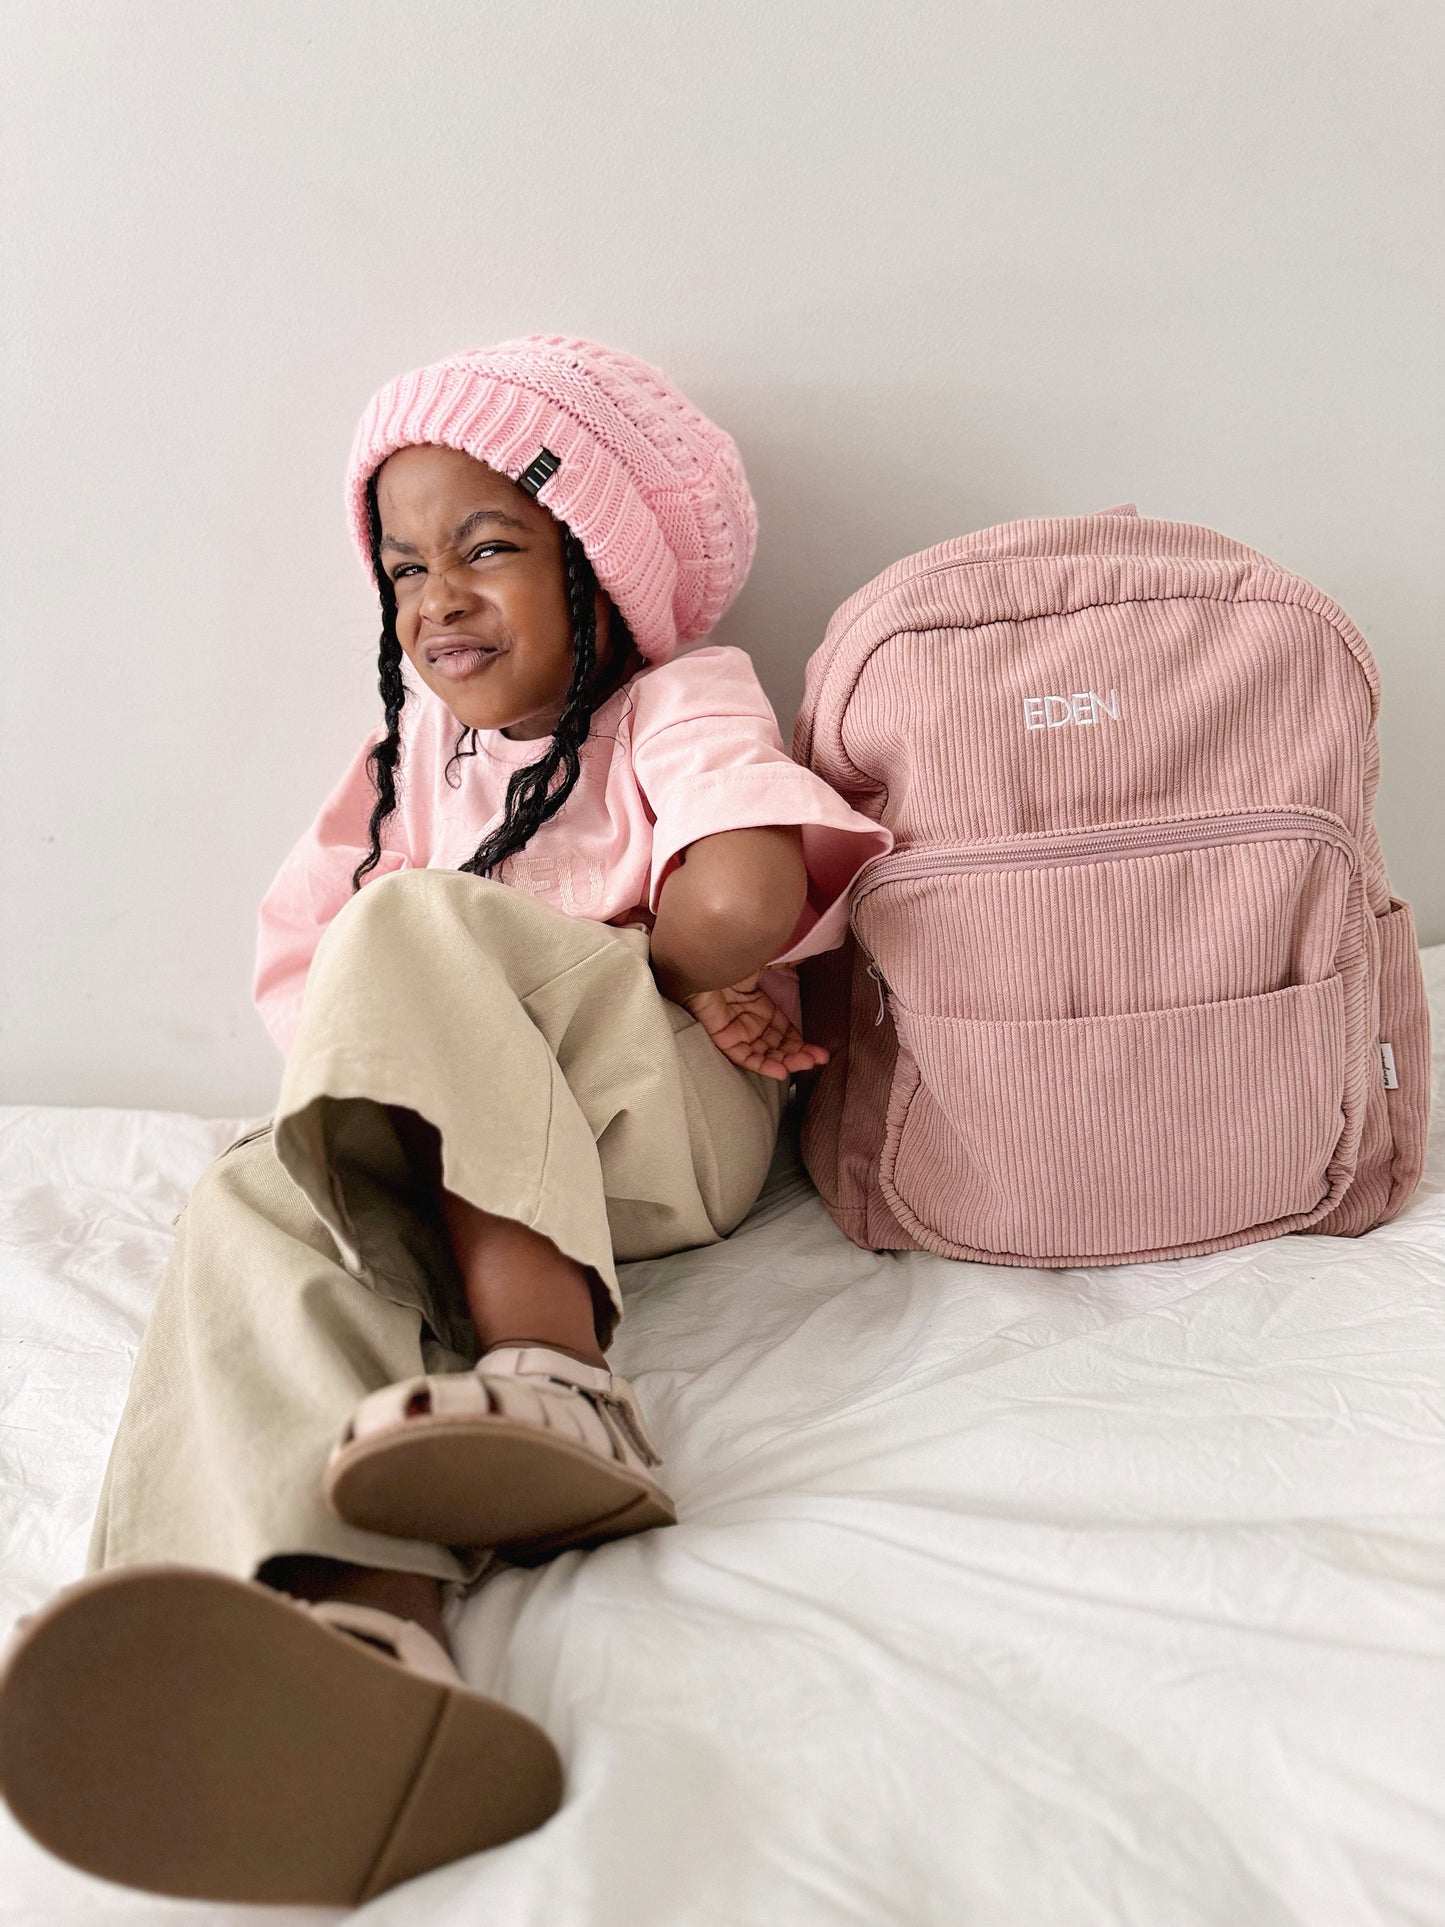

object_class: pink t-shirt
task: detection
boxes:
[252,643,894,1056]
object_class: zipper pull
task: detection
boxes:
[864,958,888,1026]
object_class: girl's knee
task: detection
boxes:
[184,1130,330,1251]
[327,868,538,963]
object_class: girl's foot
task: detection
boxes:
[323,1341,677,1562]
[0,1563,561,1904]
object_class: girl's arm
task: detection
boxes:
[647,824,808,1003]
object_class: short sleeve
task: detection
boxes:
[251,727,412,1056]
[626,644,893,964]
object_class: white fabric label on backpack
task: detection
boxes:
[1380,1042,1400,1090]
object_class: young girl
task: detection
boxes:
[0,334,893,1904]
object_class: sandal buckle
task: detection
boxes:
[594,1390,663,1469]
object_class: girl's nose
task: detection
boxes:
[418,560,477,620]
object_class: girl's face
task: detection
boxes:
[375,442,626,740]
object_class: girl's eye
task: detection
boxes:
[390,542,515,583]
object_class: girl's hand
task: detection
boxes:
[681,975,831,1081]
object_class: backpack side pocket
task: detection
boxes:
[1375,897,1431,1222]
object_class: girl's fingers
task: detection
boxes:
[714,1035,830,1077]
[690,983,832,1079]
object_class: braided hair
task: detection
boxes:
[350,470,640,893]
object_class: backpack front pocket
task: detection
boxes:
[851,809,1366,1262]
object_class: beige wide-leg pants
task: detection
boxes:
[85,870,788,1610]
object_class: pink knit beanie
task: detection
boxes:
[343,334,758,664]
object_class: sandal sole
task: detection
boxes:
[0,1564,562,1904]
[324,1418,678,1559]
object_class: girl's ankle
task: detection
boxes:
[257,1556,450,1653]
[479,1335,608,1369]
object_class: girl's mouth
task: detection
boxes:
[426,644,502,682]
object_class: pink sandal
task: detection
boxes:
[0,1563,561,1904]
[323,1342,678,1561]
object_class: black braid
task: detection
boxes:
[441,723,480,790]
[350,471,638,893]
[350,475,406,890]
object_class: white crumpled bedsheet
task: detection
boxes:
[2,947,1443,1927]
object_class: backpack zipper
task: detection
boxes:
[850,806,1359,1015]
[864,957,889,1025]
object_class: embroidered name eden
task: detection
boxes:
[1022,689,1121,730]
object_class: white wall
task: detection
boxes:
[5,0,1442,1115]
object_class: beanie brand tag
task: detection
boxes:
[516,447,561,497]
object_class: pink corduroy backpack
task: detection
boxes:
[792,505,1431,1266]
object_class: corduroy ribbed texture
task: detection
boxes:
[343,335,758,663]
[792,507,1431,1268]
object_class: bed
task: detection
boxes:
[2,945,1443,1927]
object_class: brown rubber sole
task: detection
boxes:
[0,1564,562,1904]
[324,1417,678,1563]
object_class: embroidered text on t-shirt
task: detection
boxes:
[500,851,607,912]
